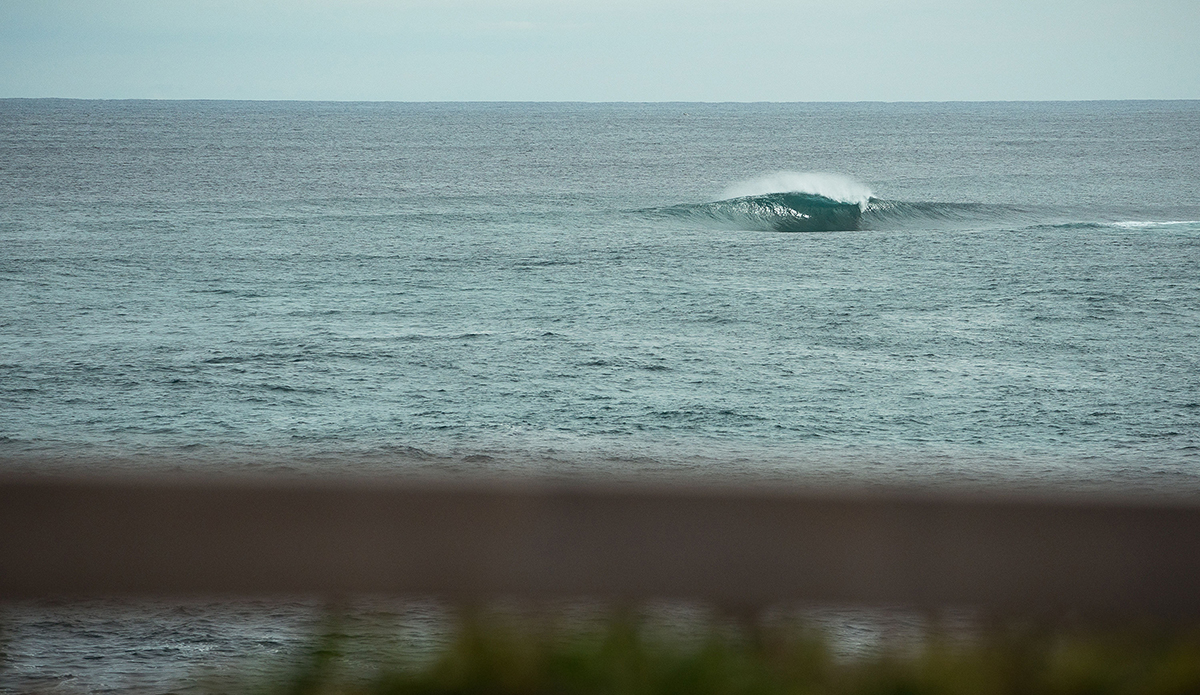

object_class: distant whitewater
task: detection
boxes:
[654,171,1038,232]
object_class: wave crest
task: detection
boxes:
[721,172,873,207]
[659,192,864,232]
[644,173,1055,233]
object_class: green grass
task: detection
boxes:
[209,606,1200,695]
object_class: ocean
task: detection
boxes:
[2,99,1199,691]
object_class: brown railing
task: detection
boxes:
[3,475,1199,617]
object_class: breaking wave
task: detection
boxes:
[721,172,874,206]
[648,172,1042,232]
[661,191,866,232]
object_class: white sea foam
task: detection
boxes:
[720,172,874,206]
[1113,220,1200,228]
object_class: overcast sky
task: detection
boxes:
[2,0,1197,101]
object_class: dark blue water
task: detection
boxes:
[2,100,1200,691]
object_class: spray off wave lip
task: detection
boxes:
[649,172,871,232]
[650,171,1074,232]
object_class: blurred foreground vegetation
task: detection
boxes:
[210,605,1200,695]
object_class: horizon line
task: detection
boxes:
[4,97,1199,105]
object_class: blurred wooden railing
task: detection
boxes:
[2,475,1199,616]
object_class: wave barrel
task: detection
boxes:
[665,191,864,232]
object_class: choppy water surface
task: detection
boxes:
[4,100,1199,486]
[2,100,1199,691]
